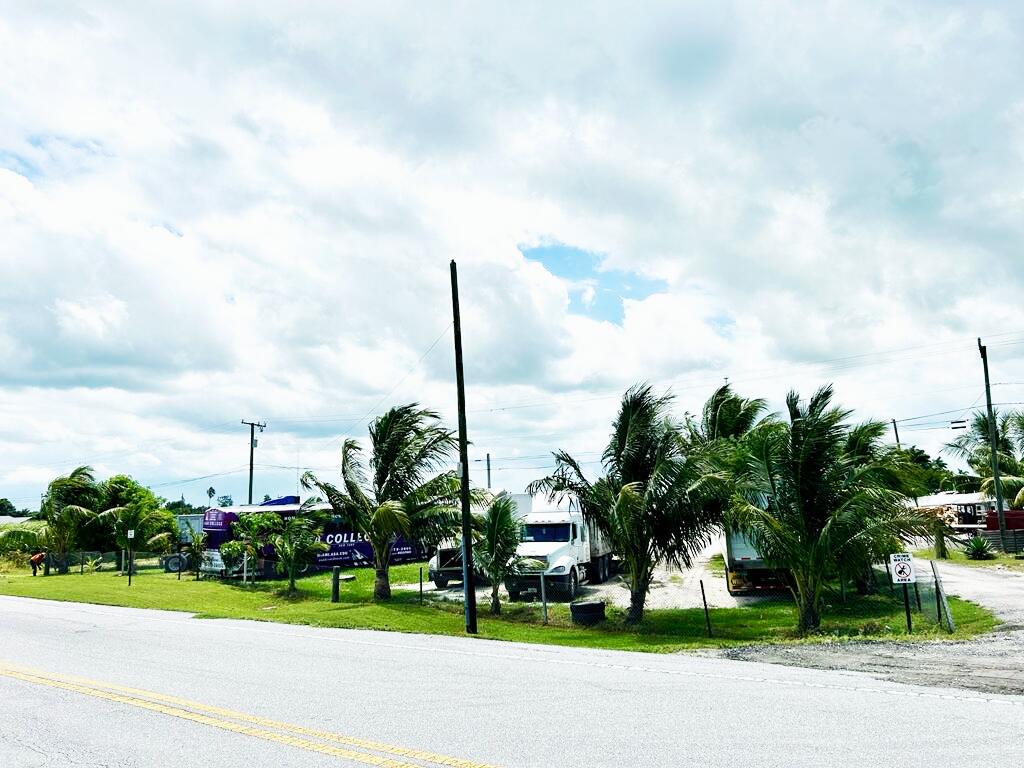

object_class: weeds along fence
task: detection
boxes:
[873,560,955,633]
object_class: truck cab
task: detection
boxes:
[505,506,613,601]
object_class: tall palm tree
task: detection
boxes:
[730,386,929,633]
[685,384,768,446]
[302,404,462,600]
[474,494,524,615]
[529,385,727,624]
[0,466,99,573]
[944,409,1024,505]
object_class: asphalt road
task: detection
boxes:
[1,596,1021,768]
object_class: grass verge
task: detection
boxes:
[0,562,997,653]
[913,547,1024,572]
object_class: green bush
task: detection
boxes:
[219,540,245,574]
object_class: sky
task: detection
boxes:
[2,1,1024,510]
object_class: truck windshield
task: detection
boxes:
[521,523,571,542]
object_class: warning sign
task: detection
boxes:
[890,552,916,584]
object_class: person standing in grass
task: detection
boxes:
[29,551,46,576]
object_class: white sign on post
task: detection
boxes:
[127,529,135,540]
[889,552,915,584]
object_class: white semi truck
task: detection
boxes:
[427,494,614,600]
[504,501,613,601]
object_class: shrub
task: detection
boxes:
[964,535,995,561]
[219,540,245,575]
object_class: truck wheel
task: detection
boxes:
[596,556,608,583]
[567,568,578,600]
[433,576,449,590]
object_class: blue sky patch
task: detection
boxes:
[521,243,667,324]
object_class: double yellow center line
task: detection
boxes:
[0,663,498,768]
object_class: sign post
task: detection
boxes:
[127,530,135,587]
[889,552,916,633]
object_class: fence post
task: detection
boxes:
[700,579,713,638]
[331,566,341,603]
[913,582,921,612]
[419,567,423,605]
[80,551,84,575]
[540,573,548,625]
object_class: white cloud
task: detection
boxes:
[1,1,1023,506]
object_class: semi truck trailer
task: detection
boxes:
[722,528,787,595]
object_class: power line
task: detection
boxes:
[312,321,453,448]
[144,466,250,490]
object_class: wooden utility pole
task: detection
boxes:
[486,452,491,489]
[450,260,477,634]
[978,338,1007,551]
[242,420,266,505]
[891,419,901,450]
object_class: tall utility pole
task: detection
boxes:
[241,420,267,505]
[486,452,491,489]
[891,419,902,450]
[978,338,1007,550]
[450,260,477,634]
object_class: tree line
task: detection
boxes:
[0,469,177,572]
[5,384,1015,633]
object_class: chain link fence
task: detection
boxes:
[42,550,191,575]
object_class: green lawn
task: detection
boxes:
[913,547,1024,572]
[706,553,726,577]
[0,562,997,653]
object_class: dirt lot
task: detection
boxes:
[711,558,1024,697]
[404,538,756,610]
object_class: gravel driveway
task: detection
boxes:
[714,558,1024,697]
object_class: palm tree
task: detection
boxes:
[685,384,768,447]
[232,511,280,583]
[474,494,524,614]
[302,404,462,601]
[0,466,99,573]
[529,385,727,624]
[730,386,930,633]
[186,526,207,580]
[206,487,216,506]
[271,512,328,594]
[944,409,1024,506]
[95,475,173,572]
